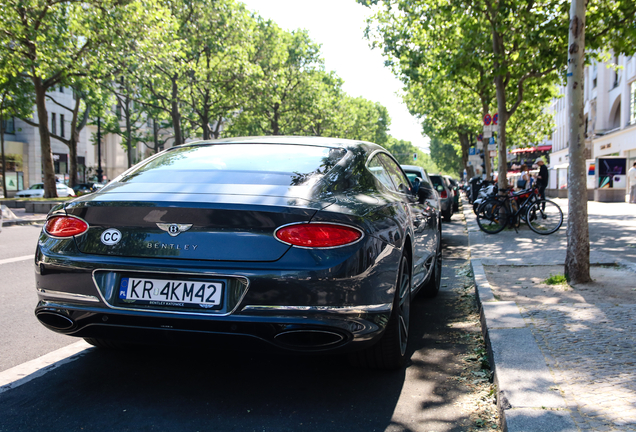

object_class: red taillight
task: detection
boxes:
[275,223,362,248]
[44,216,89,237]
[440,190,448,199]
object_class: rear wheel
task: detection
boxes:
[420,238,442,298]
[443,206,452,222]
[349,255,411,370]
[476,199,508,234]
[526,199,563,235]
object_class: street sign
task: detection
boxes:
[478,134,483,141]
[483,127,492,137]
[469,147,476,155]
[490,150,496,157]
[476,140,483,150]
[483,114,492,126]
[488,144,497,151]
[489,137,495,145]
[492,113,498,125]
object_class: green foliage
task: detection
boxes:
[545,274,568,285]
[429,138,463,177]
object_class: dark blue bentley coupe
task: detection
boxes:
[34,136,442,369]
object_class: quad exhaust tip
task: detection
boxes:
[36,310,75,331]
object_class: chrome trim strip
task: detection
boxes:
[37,289,100,303]
[273,221,365,250]
[90,268,250,317]
[242,303,392,314]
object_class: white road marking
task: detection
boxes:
[0,255,33,265]
[0,341,93,394]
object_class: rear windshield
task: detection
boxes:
[118,144,347,186]
[404,173,419,183]
[429,175,443,188]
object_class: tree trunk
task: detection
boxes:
[213,116,223,139]
[458,131,474,179]
[1,117,7,198]
[171,78,183,146]
[565,0,591,284]
[68,95,82,188]
[34,79,58,198]
[495,93,509,191]
[153,119,160,153]
[125,96,133,168]
[272,102,280,135]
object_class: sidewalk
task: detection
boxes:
[1,206,47,227]
[463,196,636,431]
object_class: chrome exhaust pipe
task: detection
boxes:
[36,310,75,331]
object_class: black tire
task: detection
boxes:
[443,206,452,222]
[526,199,563,235]
[476,199,508,234]
[349,255,411,370]
[84,337,135,350]
[420,237,442,298]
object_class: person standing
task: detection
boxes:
[535,157,549,201]
[517,164,530,190]
[629,161,636,204]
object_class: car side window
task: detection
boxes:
[368,155,397,192]
[378,153,411,195]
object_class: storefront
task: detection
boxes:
[0,140,25,197]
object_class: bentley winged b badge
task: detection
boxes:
[157,223,193,237]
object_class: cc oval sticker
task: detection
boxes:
[101,228,122,246]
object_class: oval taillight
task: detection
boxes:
[275,223,362,248]
[44,216,89,237]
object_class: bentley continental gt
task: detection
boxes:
[34,136,442,369]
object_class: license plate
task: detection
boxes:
[118,277,224,310]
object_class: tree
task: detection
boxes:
[226,23,324,136]
[0,0,155,197]
[360,0,559,184]
[564,0,636,283]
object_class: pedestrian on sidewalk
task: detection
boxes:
[517,164,530,190]
[535,157,548,202]
[629,161,636,203]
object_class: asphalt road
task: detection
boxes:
[0,216,485,432]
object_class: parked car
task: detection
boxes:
[400,165,441,211]
[35,137,443,369]
[443,175,460,212]
[15,183,75,198]
[428,174,454,221]
[72,182,105,196]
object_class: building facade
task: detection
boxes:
[2,87,160,196]
[548,54,636,196]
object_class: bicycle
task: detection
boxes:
[476,187,563,235]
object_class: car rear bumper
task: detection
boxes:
[35,299,392,353]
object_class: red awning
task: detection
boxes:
[510,145,552,154]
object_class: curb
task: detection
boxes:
[1,218,47,227]
[463,197,578,432]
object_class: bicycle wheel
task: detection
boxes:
[476,199,509,234]
[526,199,563,234]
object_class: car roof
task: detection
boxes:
[177,136,381,151]
[400,165,425,172]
